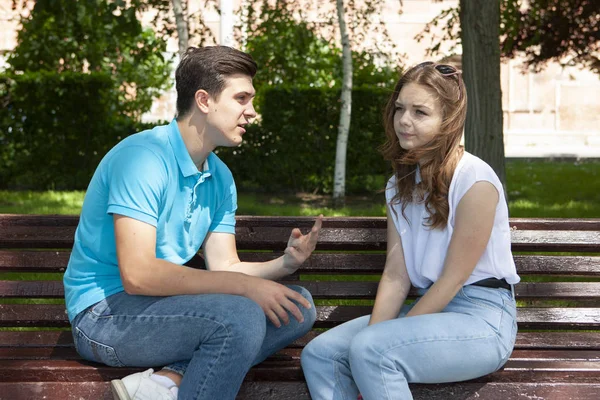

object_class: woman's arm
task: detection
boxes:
[406,180,499,317]
[369,205,412,325]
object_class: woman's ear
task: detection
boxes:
[195,90,211,114]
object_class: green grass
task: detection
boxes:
[0,190,85,215]
[506,159,600,218]
[0,159,599,217]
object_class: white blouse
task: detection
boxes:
[386,152,520,288]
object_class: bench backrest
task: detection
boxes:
[1,214,600,332]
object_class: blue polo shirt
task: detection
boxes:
[63,119,237,322]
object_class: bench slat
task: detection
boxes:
[315,306,600,330]
[3,280,600,301]
[3,251,600,277]
[2,214,599,230]
[2,304,599,329]
[510,230,600,252]
[1,359,599,383]
[2,225,599,252]
[3,346,599,363]
[2,331,600,351]
[3,331,600,352]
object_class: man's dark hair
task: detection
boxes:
[175,46,258,119]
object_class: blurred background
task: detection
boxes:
[0,0,598,217]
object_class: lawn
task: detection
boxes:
[0,159,599,217]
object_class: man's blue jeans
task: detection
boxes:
[301,285,517,400]
[71,285,316,400]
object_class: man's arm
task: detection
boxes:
[114,214,312,327]
[202,215,323,280]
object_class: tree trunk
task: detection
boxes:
[459,0,506,188]
[333,0,353,208]
[172,0,189,56]
[220,0,234,46]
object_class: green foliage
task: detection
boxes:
[240,0,398,98]
[216,86,392,194]
[1,0,173,189]
[243,2,343,90]
[135,0,219,47]
[0,72,148,189]
[7,0,172,117]
[500,0,600,73]
[417,0,599,73]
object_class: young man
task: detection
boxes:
[63,46,321,400]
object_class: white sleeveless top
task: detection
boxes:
[385,152,520,288]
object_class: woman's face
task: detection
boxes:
[393,82,443,151]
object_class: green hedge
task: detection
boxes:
[1,78,394,194]
[0,71,144,189]
[216,86,394,194]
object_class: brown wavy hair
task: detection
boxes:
[380,62,468,229]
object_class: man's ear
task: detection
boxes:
[195,90,211,114]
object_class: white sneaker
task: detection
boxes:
[111,368,177,400]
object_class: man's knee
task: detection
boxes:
[286,284,317,329]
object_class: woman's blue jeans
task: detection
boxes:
[301,285,517,400]
[71,285,316,400]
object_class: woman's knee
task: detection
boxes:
[301,333,331,366]
[348,328,381,366]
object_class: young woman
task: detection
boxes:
[301,62,520,400]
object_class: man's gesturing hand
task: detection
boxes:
[244,277,312,328]
[283,215,323,272]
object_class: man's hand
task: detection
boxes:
[282,215,323,272]
[244,276,312,328]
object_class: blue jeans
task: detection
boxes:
[72,285,316,400]
[301,285,517,400]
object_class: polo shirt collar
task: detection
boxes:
[167,119,206,178]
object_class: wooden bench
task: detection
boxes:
[1,214,599,399]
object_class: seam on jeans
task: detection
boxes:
[376,333,498,388]
[380,363,394,400]
[332,351,353,400]
[495,304,518,370]
[383,329,496,348]
[190,319,231,400]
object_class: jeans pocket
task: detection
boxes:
[460,286,503,314]
[74,327,124,367]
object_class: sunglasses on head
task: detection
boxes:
[416,61,461,77]
[415,61,463,99]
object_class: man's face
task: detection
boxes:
[205,74,257,147]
